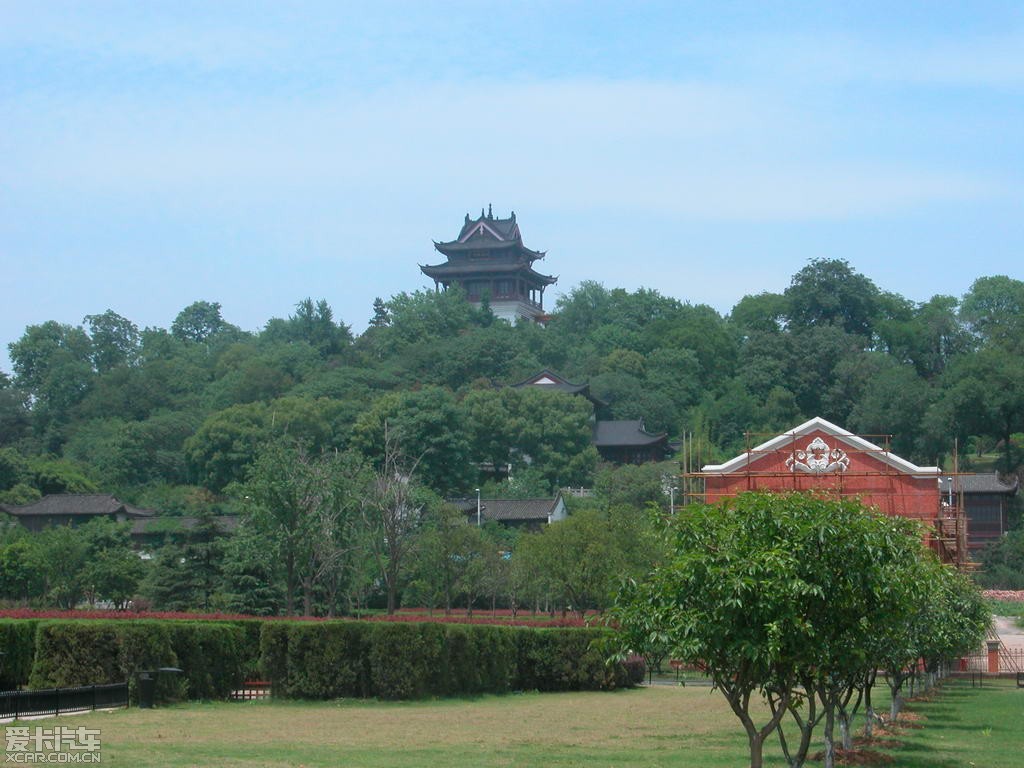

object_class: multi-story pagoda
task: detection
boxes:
[421,206,557,323]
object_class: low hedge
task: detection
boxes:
[0,619,39,689]
[5,618,636,702]
[261,621,633,700]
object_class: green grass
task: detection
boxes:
[875,678,1024,767]
[7,680,1022,767]
[987,599,1024,617]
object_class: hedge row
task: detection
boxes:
[26,620,252,701]
[261,621,640,700]
[0,619,39,689]
[4,619,641,701]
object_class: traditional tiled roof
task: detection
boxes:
[940,474,1019,495]
[0,494,156,518]
[420,258,557,285]
[593,420,667,448]
[425,208,554,285]
[450,497,562,522]
[512,370,608,408]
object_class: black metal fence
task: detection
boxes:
[0,682,128,721]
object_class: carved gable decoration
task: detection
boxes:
[785,436,850,474]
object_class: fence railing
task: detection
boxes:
[229,681,271,701]
[958,647,1024,674]
[0,683,128,721]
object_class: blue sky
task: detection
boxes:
[2,2,1023,372]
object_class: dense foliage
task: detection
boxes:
[2,261,1022,609]
[1,617,636,701]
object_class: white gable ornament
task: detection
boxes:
[785,436,850,474]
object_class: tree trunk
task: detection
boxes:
[285,551,296,616]
[302,576,313,617]
[747,731,765,768]
[889,678,902,721]
[823,708,836,768]
[864,684,875,739]
[839,712,851,751]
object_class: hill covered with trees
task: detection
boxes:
[1,258,1022,613]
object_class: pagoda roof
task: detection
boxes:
[420,258,557,286]
[433,207,547,262]
[593,419,668,448]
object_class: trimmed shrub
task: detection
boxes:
[28,620,246,701]
[512,628,631,692]
[368,622,446,700]
[29,622,127,690]
[259,621,290,694]
[283,622,371,699]
[0,619,39,690]
[11,617,634,702]
[258,620,631,700]
[165,622,246,700]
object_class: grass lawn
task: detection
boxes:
[8,680,1023,767]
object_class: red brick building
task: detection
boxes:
[697,417,966,565]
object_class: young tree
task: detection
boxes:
[238,440,364,616]
[610,492,942,768]
[360,429,427,614]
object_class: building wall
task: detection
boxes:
[703,429,940,527]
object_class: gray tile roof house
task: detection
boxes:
[0,494,156,532]
[938,473,1019,552]
[450,495,567,529]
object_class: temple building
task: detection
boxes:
[691,417,968,567]
[421,206,557,323]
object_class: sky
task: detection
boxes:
[2,1,1023,373]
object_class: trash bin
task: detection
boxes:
[137,671,156,709]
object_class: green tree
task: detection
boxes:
[610,492,939,768]
[238,441,365,616]
[78,517,145,609]
[171,300,233,344]
[0,532,43,603]
[352,387,473,496]
[359,432,429,614]
[960,275,1024,350]
[83,309,141,373]
[262,298,352,358]
[219,522,285,616]
[463,386,598,492]
[0,373,31,446]
[8,320,94,430]
[29,525,88,608]
[519,508,628,617]
[784,258,881,338]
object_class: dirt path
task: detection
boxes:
[993,615,1024,650]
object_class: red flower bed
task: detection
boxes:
[0,608,587,627]
[364,613,587,628]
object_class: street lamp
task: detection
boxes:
[475,488,481,526]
